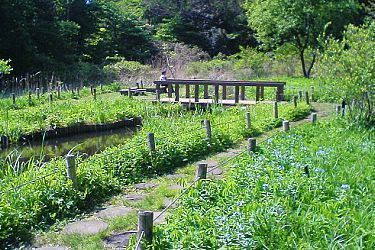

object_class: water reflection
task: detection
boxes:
[0,127,136,163]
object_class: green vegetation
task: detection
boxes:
[0,101,310,248]
[155,119,375,248]
[0,59,12,74]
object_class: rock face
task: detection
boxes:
[103,231,136,249]
[63,220,108,235]
[96,207,134,219]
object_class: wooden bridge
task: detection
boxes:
[154,79,285,105]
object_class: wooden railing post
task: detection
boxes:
[66,154,78,189]
[240,85,245,100]
[194,84,199,103]
[305,91,310,105]
[185,84,190,98]
[246,112,251,129]
[311,113,317,123]
[260,86,265,100]
[222,85,227,99]
[335,105,341,115]
[248,138,256,153]
[283,121,290,132]
[196,163,208,180]
[214,84,219,104]
[147,133,156,152]
[298,91,303,101]
[137,211,153,249]
[175,83,180,102]
[12,93,16,106]
[93,88,97,100]
[168,83,173,98]
[234,85,240,104]
[256,86,260,102]
[204,120,211,139]
[204,85,209,99]
[36,88,40,99]
[293,96,298,108]
[273,101,279,119]
[155,90,160,102]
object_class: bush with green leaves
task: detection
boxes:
[0,102,310,247]
[155,118,374,248]
[318,21,375,126]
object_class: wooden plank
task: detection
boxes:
[240,85,245,100]
[234,85,240,104]
[194,84,199,102]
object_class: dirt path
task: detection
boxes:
[31,102,335,250]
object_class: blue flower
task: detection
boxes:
[341,184,350,190]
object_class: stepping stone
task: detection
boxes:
[153,212,167,224]
[208,167,223,176]
[103,231,136,249]
[163,198,177,208]
[168,184,184,191]
[165,174,186,179]
[124,194,145,202]
[63,220,108,235]
[134,183,158,190]
[96,207,134,219]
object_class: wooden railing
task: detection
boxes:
[154,79,286,104]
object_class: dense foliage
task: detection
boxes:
[0,101,310,247]
[155,119,375,248]
[318,21,375,126]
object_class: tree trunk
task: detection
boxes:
[300,49,308,78]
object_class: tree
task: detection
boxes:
[245,0,360,78]
[0,59,12,75]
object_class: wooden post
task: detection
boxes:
[1,135,9,148]
[305,91,310,105]
[304,166,310,178]
[204,120,211,139]
[194,84,199,103]
[273,101,278,119]
[137,211,153,249]
[185,84,190,98]
[246,112,251,129]
[256,86,260,102]
[49,93,53,103]
[234,85,240,104]
[36,88,40,99]
[214,84,219,104]
[335,105,341,115]
[12,93,16,105]
[155,90,160,102]
[147,133,156,152]
[311,113,317,123]
[90,85,94,95]
[175,83,180,102]
[240,85,245,100]
[140,80,144,89]
[196,163,208,180]
[298,91,303,101]
[100,84,103,92]
[222,85,227,99]
[66,154,78,189]
[28,91,32,104]
[293,95,298,108]
[311,86,315,102]
[76,87,80,96]
[57,86,61,98]
[248,138,256,153]
[128,88,132,98]
[260,86,265,100]
[93,88,97,100]
[204,85,209,99]
[283,121,290,132]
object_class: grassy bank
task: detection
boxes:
[154,118,374,249]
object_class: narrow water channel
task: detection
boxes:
[0,127,136,163]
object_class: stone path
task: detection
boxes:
[63,220,108,235]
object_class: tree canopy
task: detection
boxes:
[245,0,360,77]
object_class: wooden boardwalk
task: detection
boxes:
[159,98,283,106]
